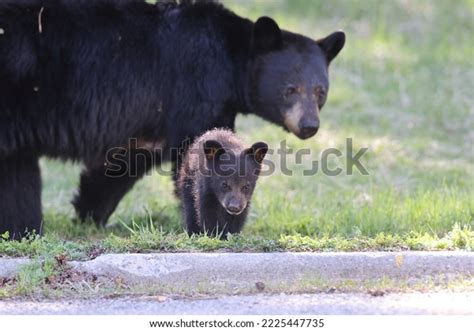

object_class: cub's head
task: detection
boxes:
[203,140,268,215]
[249,17,345,139]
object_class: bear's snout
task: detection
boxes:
[225,198,246,215]
[299,118,319,139]
[283,101,320,140]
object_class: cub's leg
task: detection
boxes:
[180,177,201,235]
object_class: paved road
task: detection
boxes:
[1,292,473,315]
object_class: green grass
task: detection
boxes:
[1,0,473,257]
[1,223,473,259]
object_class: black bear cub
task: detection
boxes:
[178,129,268,238]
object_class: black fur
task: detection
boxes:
[177,129,267,238]
[0,0,345,238]
[0,155,42,238]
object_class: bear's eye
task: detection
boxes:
[241,184,250,193]
[221,182,231,191]
[285,85,298,97]
[314,86,325,97]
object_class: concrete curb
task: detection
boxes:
[0,258,30,279]
[70,252,474,287]
[2,252,473,291]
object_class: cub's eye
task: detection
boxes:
[241,184,250,193]
[221,182,231,191]
[314,86,324,96]
[285,85,298,97]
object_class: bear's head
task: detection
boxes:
[203,140,268,216]
[248,17,345,140]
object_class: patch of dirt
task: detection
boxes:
[0,277,15,287]
[46,266,98,290]
[368,289,386,297]
[87,246,106,260]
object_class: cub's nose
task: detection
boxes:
[299,119,319,139]
[227,205,240,213]
[225,200,244,215]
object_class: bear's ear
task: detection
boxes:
[317,31,346,64]
[251,17,283,55]
[204,140,224,160]
[245,142,268,164]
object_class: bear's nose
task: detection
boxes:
[225,200,244,215]
[299,119,319,139]
[227,205,240,213]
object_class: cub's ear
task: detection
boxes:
[251,16,282,55]
[317,31,345,63]
[245,142,268,164]
[203,140,224,160]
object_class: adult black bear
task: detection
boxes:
[177,128,268,238]
[0,0,345,238]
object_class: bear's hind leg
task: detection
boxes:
[0,155,42,239]
[73,150,155,226]
[73,165,144,226]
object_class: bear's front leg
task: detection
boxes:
[72,149,156,226]
[199,198,230,239]
[0,155,42,239]
[179,177,201,236]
